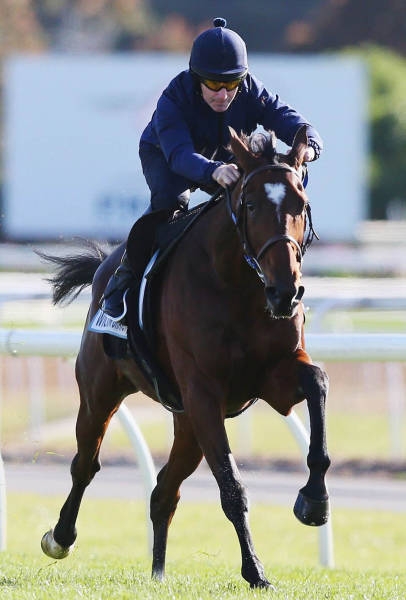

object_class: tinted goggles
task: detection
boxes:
[201,77,243,92]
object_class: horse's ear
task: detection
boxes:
[289,125,309,168]
[228,126,248,152]
[228,127,257,172]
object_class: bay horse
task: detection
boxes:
[40,126,330,589]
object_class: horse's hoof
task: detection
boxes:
[151,564,165,582]
[41,529,74,559]
[250,578,276,590]
[293,491,330,526]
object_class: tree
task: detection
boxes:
[356,46,406,219]
[286,0,406,57]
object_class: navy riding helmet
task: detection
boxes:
[189,17,248,82]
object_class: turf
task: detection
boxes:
[1,493,405,599]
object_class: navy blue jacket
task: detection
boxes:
[140,70,323,187]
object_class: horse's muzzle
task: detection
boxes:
[265,284,304,318]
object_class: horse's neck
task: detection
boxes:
[205,201,257,291]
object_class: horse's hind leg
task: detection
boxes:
[41,358,130,558]
[293,361,331,526]
[150,413,203,581]
[41,402,113,558]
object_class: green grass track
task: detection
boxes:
[1,493,405,599]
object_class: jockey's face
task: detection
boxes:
[200,82,238,112]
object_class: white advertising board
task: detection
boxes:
[4,53,367,241]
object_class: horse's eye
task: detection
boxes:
[246,199,255,212]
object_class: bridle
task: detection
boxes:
[225,163,318,283]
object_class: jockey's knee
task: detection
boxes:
[176,190,190,211]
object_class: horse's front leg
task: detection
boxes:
[216,451,272,589]
[293,361,331,526]
[184,384,273,590]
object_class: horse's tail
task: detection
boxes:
[36,240,109,306]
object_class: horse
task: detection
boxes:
[40,125,330,589]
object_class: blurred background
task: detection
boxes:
[0,0,405,477]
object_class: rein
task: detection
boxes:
[225,163,317,283]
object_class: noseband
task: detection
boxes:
[225,163,313,283]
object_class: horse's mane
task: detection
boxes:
[243,131,279,162]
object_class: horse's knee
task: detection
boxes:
[220,479,249,522]
[299,363,329,399]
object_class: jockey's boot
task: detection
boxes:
[101,251,133,320]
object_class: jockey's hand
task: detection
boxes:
[303,146,315,162]
[212,163,240,188]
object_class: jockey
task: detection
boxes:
[102,16,323,319]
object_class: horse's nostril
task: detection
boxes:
[266,285,303,304]
[265,283,304,318]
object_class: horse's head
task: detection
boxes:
[228,125,316,319]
